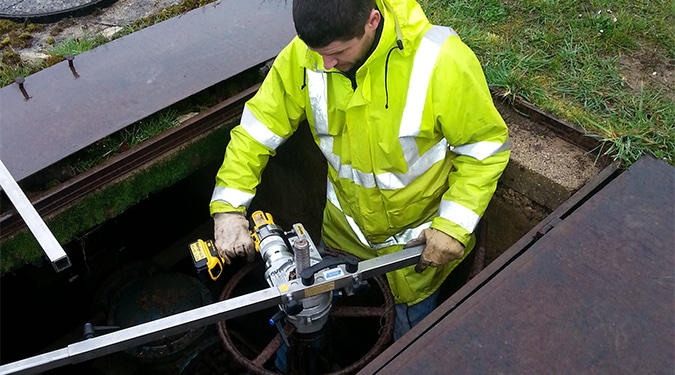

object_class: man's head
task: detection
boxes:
[293,0,381,72]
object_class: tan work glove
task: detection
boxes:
[213,212,256,262]
[414,228,464,273]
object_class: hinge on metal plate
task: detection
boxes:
[536,217,562,238]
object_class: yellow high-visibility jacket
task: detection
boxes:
[210,0,510,305]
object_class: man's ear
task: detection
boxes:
[366,9,381,31]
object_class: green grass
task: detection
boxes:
[69,108,180,174]
[47,33,109,56]
[420,0,675,166]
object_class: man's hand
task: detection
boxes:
[414,228,464,273]
[213,212,256,262]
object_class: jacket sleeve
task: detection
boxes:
[209,40,308,215]
[429,36,510,245]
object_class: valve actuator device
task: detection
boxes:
[249,210,332,334]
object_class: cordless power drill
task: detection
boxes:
[188,211,321,282]
[188,210,332,333]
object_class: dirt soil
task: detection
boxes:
[619,51,675,103]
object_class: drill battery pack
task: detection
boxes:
[189,239,225,281]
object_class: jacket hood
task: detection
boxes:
[379,0,430,52]
[302,0,431,71]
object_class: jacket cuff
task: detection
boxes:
[209,201,246,217]
[430,217,471,247]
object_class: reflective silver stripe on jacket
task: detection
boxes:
[451,139,511,161]
[327,180,431,250]
[211,186,255,210]
[440,200,480,233]
[241,105,287,150]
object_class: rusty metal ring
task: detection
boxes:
[217,249,395,375]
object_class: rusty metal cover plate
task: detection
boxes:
[363,156,675,374]
[0,0,295,182]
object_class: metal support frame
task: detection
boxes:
[0,160,71,272]
[0,245,424,375]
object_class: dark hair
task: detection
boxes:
[293,0,376,48]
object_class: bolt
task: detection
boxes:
[66,54,80,78]
[14,76,30,101]
[259,58,274,77]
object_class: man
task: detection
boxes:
[210,0,510,341]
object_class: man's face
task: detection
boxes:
[311,10,380,72]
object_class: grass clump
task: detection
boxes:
[47,33,109,56]
[69,109,181,174]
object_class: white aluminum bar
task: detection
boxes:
[0,160,71,272]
